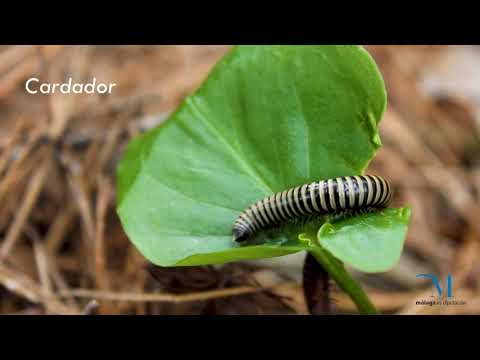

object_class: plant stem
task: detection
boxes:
[308,246,380,315]
[303,252,332,315]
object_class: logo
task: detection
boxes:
[415,273,466,306]
[416,273,453,298]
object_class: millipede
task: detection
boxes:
[233,175,392,243]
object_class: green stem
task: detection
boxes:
[308,246,380,315]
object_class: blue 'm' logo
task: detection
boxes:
[416,273,453,298]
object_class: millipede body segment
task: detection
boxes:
[233,175,392,243]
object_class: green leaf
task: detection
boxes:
[117,45,400,269]
[317,208,412,273]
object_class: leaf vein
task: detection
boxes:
[143,171,242,214]
[187,97,273,195]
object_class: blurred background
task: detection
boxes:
[0,45,478,315]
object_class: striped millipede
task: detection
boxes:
[233,175,392,243]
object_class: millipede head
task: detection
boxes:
[233,226,251,243]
